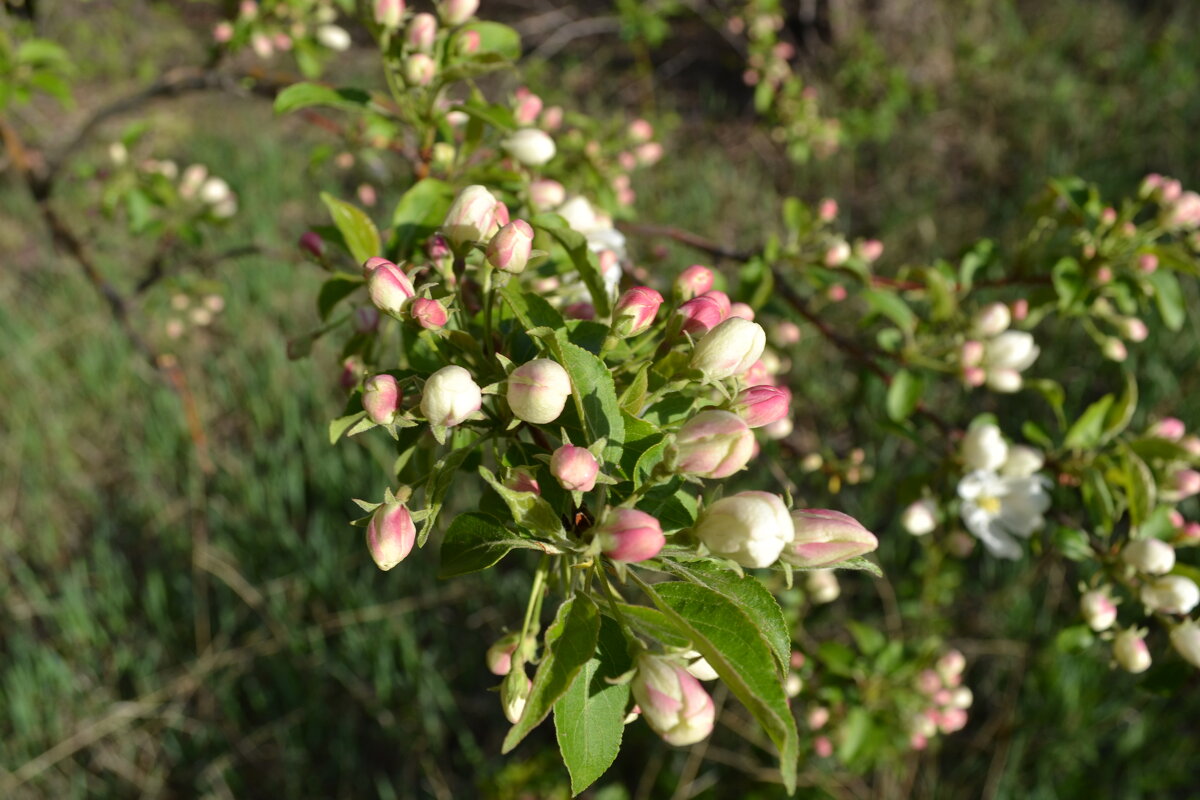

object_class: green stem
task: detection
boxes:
[519,556,551,649]
[594,562,639,644]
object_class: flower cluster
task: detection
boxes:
[956,422,1051,559]
[212,0,353,74]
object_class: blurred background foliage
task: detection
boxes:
[2,0,1199,797]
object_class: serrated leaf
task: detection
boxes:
[617,603,693,648]
[501,280,566,330]
[321,192,380,265]
[438,512,539,578]
[554,616,631,795]
[504,596,600,753]
[317,272,364,321]
[540,332,625,462]
[391,178,456,260]
[274,83,371,114]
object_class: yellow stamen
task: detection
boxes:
[977,496,1002,514]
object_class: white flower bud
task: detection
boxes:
[507,359,572,424]
[502,129,557,167]
[1000,445,1044,478]
[420,365,482,427]
[901,499,938,536]
[1113,628,1151,674]
[1141,575,1200,615]
[1170,621,1200,668]
[690,317,767,381]
[1080,590,1118,631]
[1122,538,1176,575]
[972,302,1011,336]
[692,491,794,568]
[442,185,498,249]
[961,423,1009,472]
[316,24,352,51]
[983,331,1040,371]
[985,367,1024,393]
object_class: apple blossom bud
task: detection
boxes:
[818,198,838,221]
[420,365,482,427]
[690,317,767,381]
[213,21,234,42]
[692,490,794,568]
[1185,437,1200,456]
[366,498,416,570]
[772,321,802,346]
[528,179,566,211]
[729,302,755,321]
[672,410,755,479]
[362,374,401,424]
[674,265,715,300]
[1000,445,1044,478]
[597,509,665,562]
[407,12,437,51]
[860,239,884,262]
[781,509,878,568]
[613,287,664,336]
[732,385,791,428]
[826,284,847,302]
[507,358,572,424]
[513,90,543,126]
[317,24,351,51]
[984,331,1040,372]
[813,735,834,758]
[682,653,718,682]
[1011,299,1029,321]
[1152,418,1187,440]
[961,423,1009,472]
[972,303,1011,337]
[962,366,986,387]
[1170,621,1200,668]
[1102,337,1127,362]
[1080,589,1118,631]
[368,262,417,314]
[251,32,274,58]
[985,367,1023,393]
[550,445,599,492]
[961,340,985,367]
[299,231,325,257]
[938,708,968,733]
[1122,538,1176,575]
[635,142,663,165]
[1120,317,1149,342]
[426,234,451,260]
[456,29,481,54]
[1138,253,1159,273]
[1114,628,1151,673]
[487,633,520,676]
[502,128,557,167]
[1172,469,1200,499]
[502,673,532,723]
[374,0,405,29]
[541,105,564,130]
[405,53,436,86]
[409,297,448,329]
[806,569,840,604]
[807,706,830,730]
[824,241,851,266]
[439,0,478,25]
[901,499,937,536]
[485,219,535,274]
[1141,575,1200,615]
[910,734,929,751]
[489,202,510,237]
[442,185,498,249]
[916,669,942,695]
[628,118,654,142]
[631,654,715,746]
[936,650,965,682]
[950,686,974,709]
[675,295,725,337]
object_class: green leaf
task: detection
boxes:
[480,466,564,535]
[456,97,517,132]
[1103,373,1138,443]
[438,512,539,578]
[1064,394,1115,450]
[422,443,481,546]
[1052,526,1094,562]
[540,332,625,463]
[329,410,367,444]
[637,579,798,792]
[846,621,886,656]
[457,21,522,60]
[663,561,790,671]
[885,369,924,422]
[1055,625,1095,653]
[501,280,566,331]
[1119,445,1156,530]
[861,288,916,332]
[317,272,364,321]
[390,178,456,260]
[538,226,612,317]
[321,192,380,265]
[1147,270,1185,331]
[1052,257,1086,311]
[554,616,632,795]
[830,556,884,577]
[504,596,600,753]
[274,83,371,114]
[617,603,693,648]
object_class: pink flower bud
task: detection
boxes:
[340,358,363,391]
[597,508,665,562]
[426,234,450,260]
[213,21,234,43]
[728,302,755,321]
[486,633,520,676]
[1102,337,1127,362]
[693,491,793,568]
[490,202,510,236]
[814,736,834,758]
[1152,417,1186,441]
[505,469,540,495]
[529,179,565,210]
[1081,589,1117,631]
[362,256,393,277]
[675,295,725,336]
[1114,628,1151,673]
[807,706,830,730]
[613,287,664,336]
[404,53,436,86]
[486,219,535,274]
[936,650,966,681]
[550,445,600,492]
[374,0,405,29]
[239,0,257,19]
[366,498,417,570]
[442,185,498,249]
[824,241,851,266]
[1011,298,1029,321]
[507,358,572,424]
[818,198,838,221]
[1120,317,1149,342]
[1096,266,1114,285]
[690,317,767,381]
[251,32,274,59]
[910,734,929,751]
[541,105,564,130]
[1170,509,1186,529]
[636,142,664,165]
[368,262,416,314]
[1138,253,1159,273]
[1183,522,1200,542]
[631,654,715,746]
[972,303,1011,336]
[628,118,654,142]
[407,12,437,51]
[409,297,448,329]
[961,340,985,367]
[826,284,847,302]
[772,321,802,346]
[420,365,482,427]
[1184,437,1200,456]
[674,265,715,300]
[672,410,755,479]
[1122,538,1175,574]
[299,231,325,257]
[513,89,543,126]
[860,239,884,262]
[1173,469,1200,499]
[456,29,481,54]
[362,374,401,424]
[732,385,791,428]
[1101,206,1117,225]
[938,708,968,733]
[916,669,942,695]
[741,359,775,387]
[781,509,878,569]
[438,0,478,25]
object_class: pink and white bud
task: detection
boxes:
[740,359,775,387]
[1172,469,1200,499]
[961,340,985,367]
[426,234,451,260]
[826,284,847,302]
[1081,590,1118,631]
[732,385,791,429]
[806,569,840,603]
[674,265,715,300]
[916,669,942,695]
[299,231,325,257]
[1114,628,1151,673]
[502,128,556,167]
[251,32,274,58]
[824,241,851,266]
[407,12,437,51]
[486,219,535,274]
[404,53,436,86]
[1102,337,1127,362]
[368,262,417,314]
[438,0,478,25]
[1011,298,1029,321]
[239,0,257,19]
[860,239,884,262]
[984,367,1022,393]
[366,498,417,570]
[631,654,715,746]
[507,358,572,424]
[807,706,830,730]
[675,295,725,336]
[1184,437,1200,456]
[597,509,665,563]
[1138,253,1159,273]
[938,708,968,733]
[901,499,938,536]
[502,673,532,723]
[513,91,543,126]
[1141,575,1200,615]
[936,650,966,682]
[1170,621,1200,668]
[972,303,1011,337]
[628,118,654,142]
[550,445,600,492]
[700,290,731,318]
[772,321,802,346]
[635,142,664,165]
[672,410,755,479]
[692,490,794,568]
[684,652,719,681]
[442,185,498,249]
[691,317,767,381]
[420,365,482,427]
[613,287,664,336]
[983,331,1040,372]
[213,21,234,43]
[529,179,565,210]
[1120,317,1149,342]
[782,509,878,569]
[541,106,564,131]
[817,198,838,221]
[728,302,755,321]
[1122,538,1175,575]
[505,468,541,495]
[487,633,520,676]
[362,374,401,425]
[1151,417,1186,441]
[374,0,405,29]
[409,297,448,329]
[489,202,510,237]
[455,29,481,54]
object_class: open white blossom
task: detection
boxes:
[958,470,1051,559]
